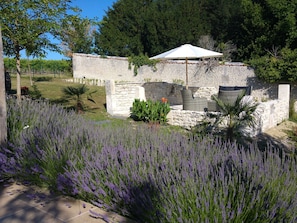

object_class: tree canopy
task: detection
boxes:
[1,0,297,83]
[57,15,97,58]
[94,0,297,83]
[0,0,78,99]
[95,0,242,57]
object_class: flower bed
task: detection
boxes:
[1,98,296,222]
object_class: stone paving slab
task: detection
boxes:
[0,182,136,223]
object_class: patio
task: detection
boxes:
[105,80,290,136]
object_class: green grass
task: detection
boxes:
[9,74,189,131]
[10,74,111,121]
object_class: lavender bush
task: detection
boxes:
[1,98,296,222]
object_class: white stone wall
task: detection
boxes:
[105,80,146,116]
[167,109,212,129]
[168,85,290,135]
[73,53,279,100]
[105,79,289,126]
[105,80,290,136]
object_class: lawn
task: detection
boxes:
[10,74,110,121]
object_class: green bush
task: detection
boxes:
[2,98,297,222]
[131,99,170,124]
[249,47,297,83]
[29,85,43,100]
[33,76,53,82]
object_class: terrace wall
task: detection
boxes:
[105,80,290,135]
[168,85,290,134]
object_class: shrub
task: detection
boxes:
[62,136,297,222]
[62,84,96,113]
[1,98,296,222]
[32,76,53,82]
[131,99,170,124]
[211,93,259,141]
[29,85,43,99]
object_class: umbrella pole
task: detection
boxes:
[186,58,188,89]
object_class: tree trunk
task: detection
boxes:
[16,50,21,101]
[0,26,7,145]
[28,56,33,86]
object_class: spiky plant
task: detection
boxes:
[211,91,259,141]
[62,84,96,113]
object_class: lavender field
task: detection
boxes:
[1,98,297,222]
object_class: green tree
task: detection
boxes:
[0,26,7,145]
[211,92,259,142]
[203,0,241,42]
[233,0,297,60]
[95,0,297,63]
[95,0,150,56]
[57,15,97,58]
[0,0,78,100]
[250,47,297,83]
[95,0,210,57]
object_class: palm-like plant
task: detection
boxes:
[62,84,96,113]
[211,91,259,141]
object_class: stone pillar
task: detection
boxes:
[278,84,290,102]
[278,84,290,121]
[105,80,116,115]
[135,86,146,101]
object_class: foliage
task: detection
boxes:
[4,58,71,75]
[131,99,170,124]
[62,84,96,113]
[1,98,296,222]
[10,76,108,121]
[211,92,259,141]
[0,0,78,99]
[235,0,297,60]
[95,0,220,57]
[28,85,43,100]
[249,48,297,83]
[128,54,158,75]
[0,0,78,58]
[95,0,297,67]
[32,76,53,82]
[56,15,97,58]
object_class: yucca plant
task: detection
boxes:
[62,84,96,113]
[211,91,259,141]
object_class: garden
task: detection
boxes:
[0,76,297,222]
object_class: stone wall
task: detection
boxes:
[167,85,290,135]
[105,80,290,135]
[73,53,281,100]
[105,81,218,115]
[105,80,146,116]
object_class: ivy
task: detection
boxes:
[128,54,158,76]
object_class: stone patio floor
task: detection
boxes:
[0,182,135,223]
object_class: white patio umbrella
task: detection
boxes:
[150,44,223,89]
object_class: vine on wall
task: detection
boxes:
[128,54,158,76]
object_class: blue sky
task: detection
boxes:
[39,0,117,60]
